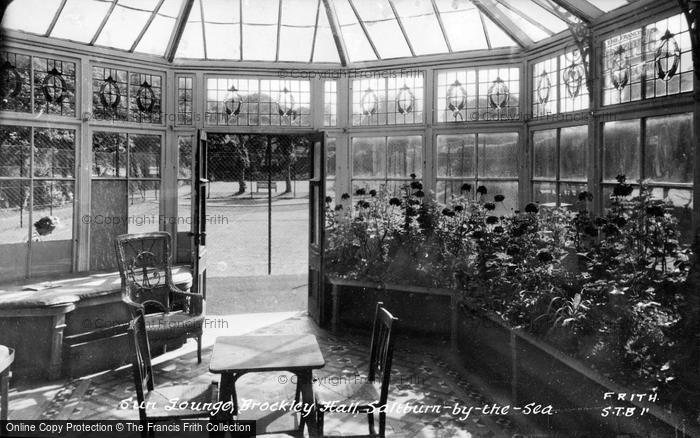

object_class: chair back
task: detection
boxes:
[115,232,174,314]
[128,313,154,421]
[367,302,398,405]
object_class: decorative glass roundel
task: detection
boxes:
[610,46,629,92]
[655,29,680,81]
[446,80,467,120]
[136,81,156,112]
[278,87,296,118]
[360,88,378,115]
[487,77,509,110]
[41,67,67,103]
[0,60,22,99]
[563,60,584,98]
[396,84,415,115]
[224,85,242,116]
[99,76,121,110]
[535,71,551,105]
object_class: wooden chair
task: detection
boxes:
[115,232,204,363]
[0,345,14,436]
[314,302,398,438]
[128,313,217,436]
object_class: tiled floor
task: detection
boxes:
[7,311,542,437]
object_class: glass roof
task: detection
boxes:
[1,0,633,64]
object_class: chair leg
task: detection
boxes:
[316,409,324,438]
[379,412,386,438]
[368,412,376,436]
[196,335,202,364]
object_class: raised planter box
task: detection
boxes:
[456,303,700,437]
[327,277,457,346]
[324,278,698,436]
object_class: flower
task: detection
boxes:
[341,193,350,200]
[612,184,633,197]
[484,202,496,211]
[415,190,425,198]
[357,200,370,209]
[525,203,539,214]
[410,181,423,190]
[442,208,455,217]
[537,250,553,263]
[369,189,377,197]
[486,215,498,224]
[461,183,472,192]
[410,173,417,179]
[472,230,484,239]
[34,216,58,236]
[334,205,343,211]
[602,223,619,236]
[578,191,593,202]
[454,205,464,213]
[594,217,607,227]
[613,216,627,227]
[389,197,402,207]
[494,226,504,234]
[646,205,665,217]
[325,196,332,204]
[355,188,366,196]
[584,225,598,237]
[494,194,505,202]
[476,185,487,195]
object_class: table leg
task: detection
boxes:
[218,373,237,420]
[296,370,318,438]
[1,370,9,437]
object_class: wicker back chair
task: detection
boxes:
[115,232,204,363]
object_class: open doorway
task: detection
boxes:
[200,133,316,315]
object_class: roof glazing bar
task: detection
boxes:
[90,0,119,45]
[45,0,67,37]
[347,0,381,60]
[430,0,453,53]
[130,0,166,52]
[388,0,416,57]
[548,0,603,22]
[472,0,533,47]
[165,0,195,62]
[322,0,348,66]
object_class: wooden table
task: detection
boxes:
[209,335,325,435]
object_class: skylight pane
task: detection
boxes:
[1,0,63,35]
[119,0,160,10]
[158,0,185,18]
[175,4,204,59]
[365,21,411,59]
[400,14,447,55]
[482,14,516,48]
[439,9,488,51]
[135,14,176,55]
[202,0,240,23]
[278,27,315,62]
[205,23,241,59]
[96,5,153,50]
[341,24,377,62]
[313,9,341,63]
[392,0,447,55]
[242,0,279,24]
[51,0,113,43]
[352,0,394,21]
[500,0,567,34]
[242,25,277,61]
[332,0,359,26]
[585,0,627,13]
[494,3,548,41]
[281,0,318,26]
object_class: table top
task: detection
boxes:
[209,334,325,374]
[0,345,14,372]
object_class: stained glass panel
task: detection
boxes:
[532,56,557,118]
[559,49,588,113]
[177,76,194,125]
[33,56,76,117]
[0,52,31,114]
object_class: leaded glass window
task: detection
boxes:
[205,77,310,126]
[532,56,557,118]
[177,76,194,125]
[436,133,519,215]
[532,126,587,207]
[351,72,424,126]
[437,67,519,123]
[559,49,588,113]
[324,81,337,127]
[351,136,422,195]
[33,56,76,116]
[1,51,76,116]
[603,13,692,106]
[92,66,162,123]
[177,135,193,232]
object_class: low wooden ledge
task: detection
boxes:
[0,266,192,380]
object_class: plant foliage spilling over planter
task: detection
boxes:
[325,175,696,412]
